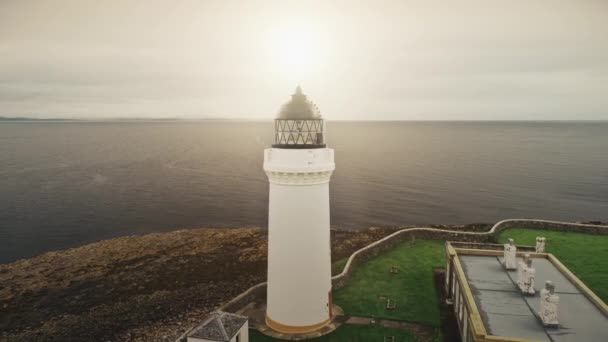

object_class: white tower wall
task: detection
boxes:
[264,147,335,333]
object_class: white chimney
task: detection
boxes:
[538,281,560,327]
[535,236,546,253]
[517,255,536,295]
[503,238,517,270]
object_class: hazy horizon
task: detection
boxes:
[3,116,608,122]
[1,0,607,120]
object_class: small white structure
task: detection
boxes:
[263,86,335,333]
[516,254,529,287]
[538,281,560,327]
[535,236,546,253]
[187,311,248,342]
[517,257,536,295]
[503,238,517,270]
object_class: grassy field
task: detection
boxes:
[497,228,608,302]
[250,324,417,342]
[333,239,445,326]
[251,240,444,341]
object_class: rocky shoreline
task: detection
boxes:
[11,220,604,342]
[8,220,602,342]
[1,226,419,342]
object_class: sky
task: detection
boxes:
[0,0,607,120]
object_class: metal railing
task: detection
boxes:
[272,119,325,148]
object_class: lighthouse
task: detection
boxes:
[263,86,335,334]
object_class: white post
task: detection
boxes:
[504,238,517,270]
[539,281,559,327]
[517,254,529,287]
[518,257,536,295]
[536,237,546,253]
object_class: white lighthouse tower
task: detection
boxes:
[263,86,335,334]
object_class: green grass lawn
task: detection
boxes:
[333,239,445,326]
[497,228,608,302]
[250,324,417,342]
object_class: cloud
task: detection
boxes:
[0,0,607,119]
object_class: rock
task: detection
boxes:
[0,225,416,341]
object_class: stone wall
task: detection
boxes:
[489,219,608,238]
[447,241,536,252]
[219,282,267,313]
[331,228,491,289]
[176,220,608,341]
[215,219,608,313]
[331,219,608,290]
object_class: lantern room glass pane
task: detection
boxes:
[272,119,326,149]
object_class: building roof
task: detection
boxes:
[277,86,322,120]
[188,311,248,341]
[459,254,607,342]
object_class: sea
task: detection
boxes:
[1,121,607,263]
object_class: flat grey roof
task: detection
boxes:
[460,255,607,342]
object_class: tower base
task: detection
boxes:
[256,305,344,340]
[265,314,332,334]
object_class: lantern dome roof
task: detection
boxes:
[277,85,322,120]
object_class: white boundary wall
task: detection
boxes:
[177,219,607,341]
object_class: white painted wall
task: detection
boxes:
[230,321,248,342]
[264,148,335,328]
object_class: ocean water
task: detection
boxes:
[1,121,607,263]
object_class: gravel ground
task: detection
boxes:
[0,226,402,342]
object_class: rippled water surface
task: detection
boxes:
[1,121,607,263]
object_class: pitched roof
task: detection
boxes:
[189,311,248,341]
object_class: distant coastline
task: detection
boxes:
[0,116,186,122]
[0,117,275,123]
[2,116,607,123]
[0,116,80,122]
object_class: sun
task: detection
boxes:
[266,22,326,81]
